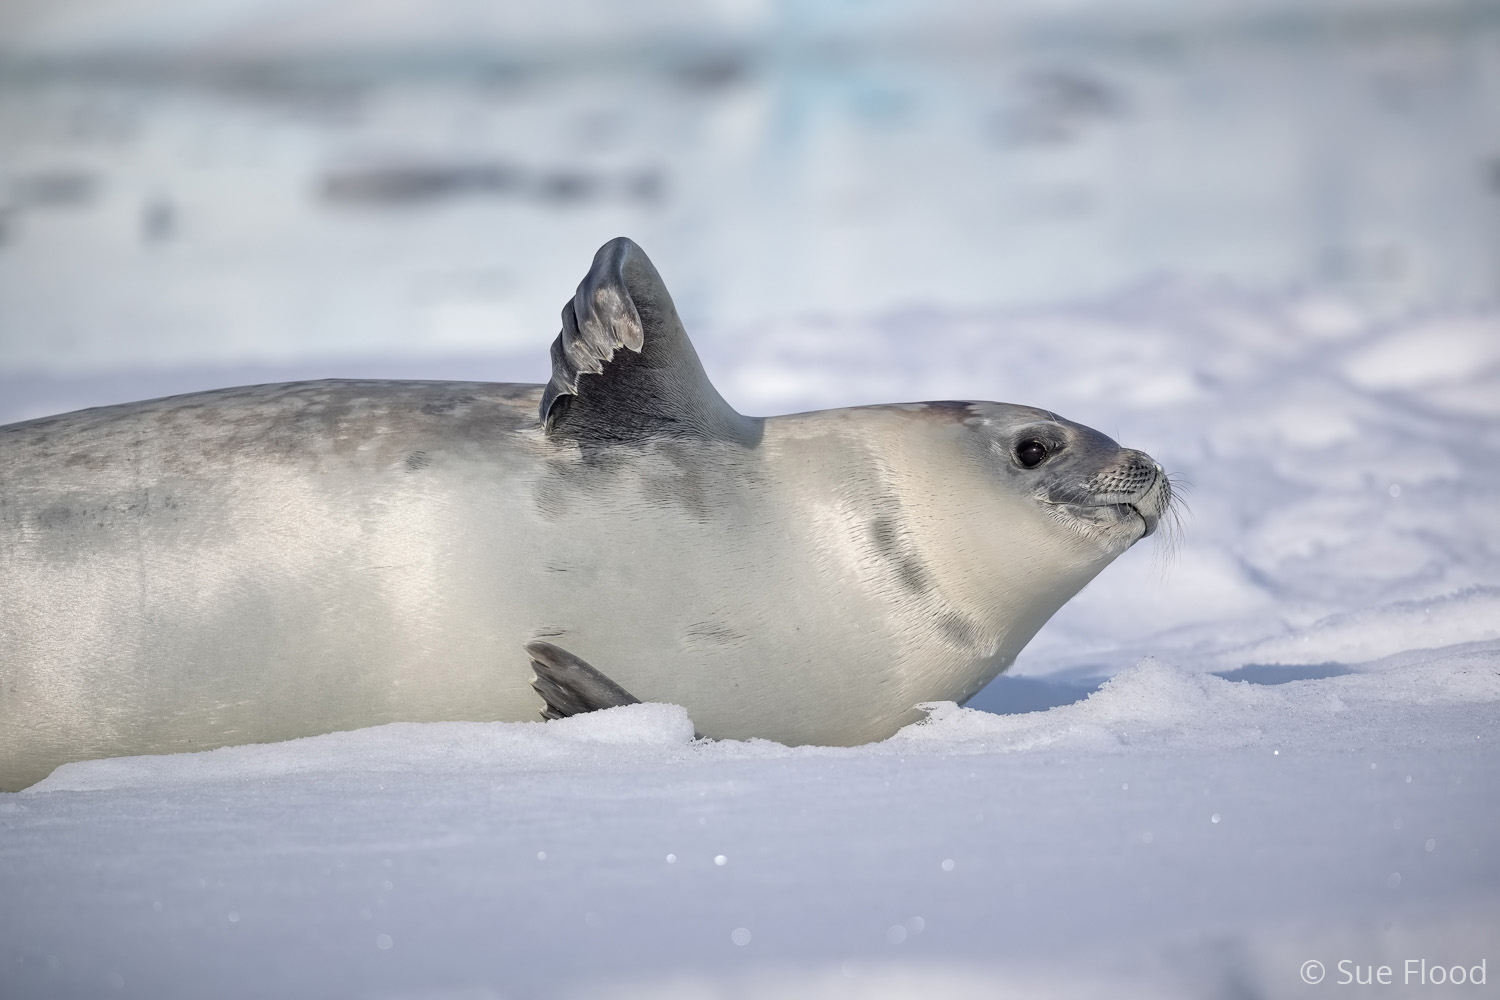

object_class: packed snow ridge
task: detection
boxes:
[27,642,1499,794]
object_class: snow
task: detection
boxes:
[3,1,1500,996]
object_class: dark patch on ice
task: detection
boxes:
[991,68,1125,146]
[1213,662,1353,685]
[321,163,664,208]
[322,163,520,202]
[10,170,99,209]
[141,197,175,242]
[964,674,1105,715]
[672,53,749,90]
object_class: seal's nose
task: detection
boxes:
[1086,450,1158,499]
[1085,449,1165,536]
[1120,451,1166,537]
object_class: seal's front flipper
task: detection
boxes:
[526,640,642,720]
[540,237,762,447]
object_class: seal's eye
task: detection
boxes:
[1015,439,1048,469]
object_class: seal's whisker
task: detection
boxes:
[1148,472,1191,576]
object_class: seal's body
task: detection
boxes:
[0,238,1170,790]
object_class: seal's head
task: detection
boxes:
[974,403,1173,552]
[883,400,1174,569]
[846,399,1176,687]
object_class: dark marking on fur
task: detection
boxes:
[869,515,933,595]
[36,504,72,531]
[896,557,931,595]
[2,381,543,482]
[937,612,981,648]
[530,474,573,521]
[421,395,476,416]
[914,400,978,421]
[684,620,748,648]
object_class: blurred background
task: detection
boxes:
[1,0,1497,424]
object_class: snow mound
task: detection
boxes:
[26,702,696,793]
[546,702,698,745]
[27,644,1497,794]
[893,642,1500,754]
[1230,586,1500,667]
[895,659,1279,753]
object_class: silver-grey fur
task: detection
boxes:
[0,237,1170,790]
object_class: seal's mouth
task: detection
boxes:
[1119,500,1158,536]
[1047,499,1157,538]
[1040,453,1171,541]
[1130,500,1158,536]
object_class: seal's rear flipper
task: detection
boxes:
[526,640,642,720]
[540,237,762,447]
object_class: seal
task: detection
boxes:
[0,237,1172,790]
